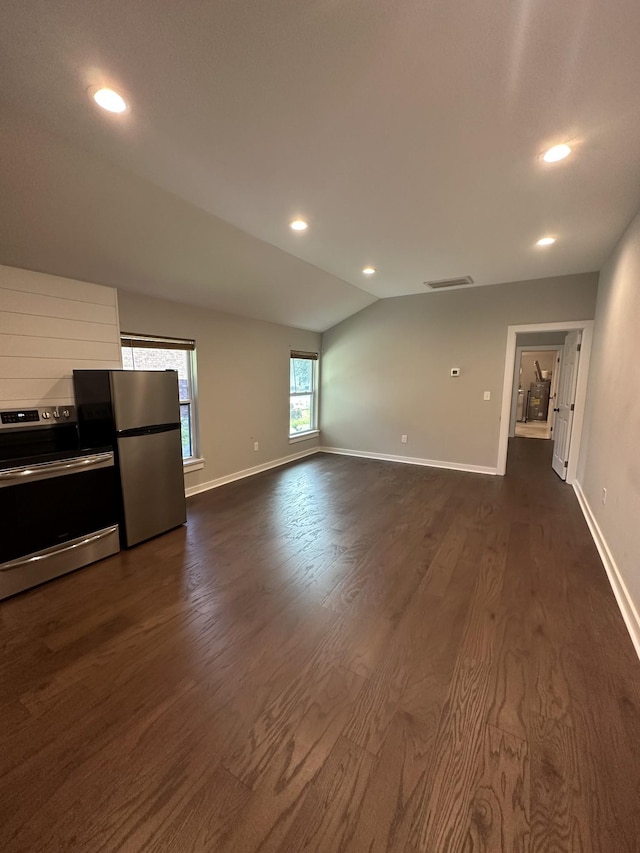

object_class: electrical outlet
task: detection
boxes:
[602,487,607,505]
[483,391,491,401]
[401,434,408,444]
[254,441,259,452]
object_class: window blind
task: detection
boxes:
[121,333,195,351]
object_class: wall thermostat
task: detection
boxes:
[450,368,460,377]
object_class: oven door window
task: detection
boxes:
[0,467,117,565]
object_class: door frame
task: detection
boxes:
[497,320,594,482]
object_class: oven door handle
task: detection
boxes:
[0,452,114,486]
[0,525,119,572]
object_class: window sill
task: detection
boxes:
[183,457,205,473]
[289,430,320,445]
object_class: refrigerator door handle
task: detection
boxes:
[117,423,180,438]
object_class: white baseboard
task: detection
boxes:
[320,446,497,476]
[185,442,496,499]
[185,443,496,499]
[573,481,640,661]
[185,446,321,497]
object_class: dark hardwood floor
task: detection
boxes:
[2,439,640,852]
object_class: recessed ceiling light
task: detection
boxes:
[362,267,376,275]
[536,236,556,247]
[542,143,571,163]
[92,87,128,113]
[289,219,308,231]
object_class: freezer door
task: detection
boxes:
[110,371,180,432]
[117,428,186,546]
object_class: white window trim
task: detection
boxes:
[289,352,319,438]
[289,430,320,445]
[183,456,205,472]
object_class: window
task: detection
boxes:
[290,350,319,437]
[121,333,197,459]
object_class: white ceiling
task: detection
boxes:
[1,0,639,331]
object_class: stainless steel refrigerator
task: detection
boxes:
[73,370,187,547]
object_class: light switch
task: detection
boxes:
[483,391,491,401]
[450,368,460,377]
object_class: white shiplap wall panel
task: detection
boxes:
[0,357,116,379]
[0,377,74,403]
[1,265,115,305]
[0,335,121,361]
[0,312,120,344]
[0,264,121,409]
[1,288,119,324]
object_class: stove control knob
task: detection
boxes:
[62,409,70,418]
[53,409,60,419]
[42,411,51,419]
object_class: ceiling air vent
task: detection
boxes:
[424,275,474,290]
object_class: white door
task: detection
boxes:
[548,350,562,438]
[551,330,582,479]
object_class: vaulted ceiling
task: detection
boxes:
[1,1,639,331]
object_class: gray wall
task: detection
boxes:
[578,208,640,615]
[516,331,568,347]
[321,273,598,469]
[118,290,321,491]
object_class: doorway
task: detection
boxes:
[512,345,561,440]
[497,321,594,482]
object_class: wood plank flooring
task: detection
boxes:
[1,438,640,852]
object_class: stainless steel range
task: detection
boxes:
[0,405,120,600]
